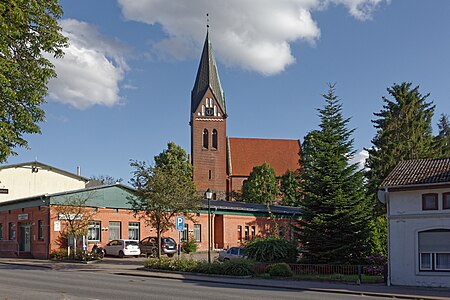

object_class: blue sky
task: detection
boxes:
[4,0,450,182]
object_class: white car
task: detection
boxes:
[103,239,141,258]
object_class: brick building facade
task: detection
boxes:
[0,184,299,259]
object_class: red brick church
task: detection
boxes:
[190,32,301,200]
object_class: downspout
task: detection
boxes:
[386,189,391,287]
[44,196,50,260]
[378,188,391,286]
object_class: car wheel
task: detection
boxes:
[224,258,230,261]
[167,253,174,258]
[118,251,124,258]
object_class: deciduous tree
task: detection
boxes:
[280,169,300,207]
[128,142,200,258]
[242,162,279,206]
[0,0,67,162]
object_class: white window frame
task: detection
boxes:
[419,252,433,271]
[194,224,201,242]
[435,252,450,271]
[88,221,101,242]
[109,221,121,241]
[128,222,140,240]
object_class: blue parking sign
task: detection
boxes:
[176,216,184,231]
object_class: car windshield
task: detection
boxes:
[125,241,139,246]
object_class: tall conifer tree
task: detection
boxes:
[299,84,371,264]
[434,114,450,157]
[366,82,435,214]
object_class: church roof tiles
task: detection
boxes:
[227,137,301,177]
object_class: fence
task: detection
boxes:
[255,263,386,284]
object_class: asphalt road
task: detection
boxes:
[0,264,390,300]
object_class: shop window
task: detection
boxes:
[251,226,256,239]
[181,224,189,242]
[38,220,44,240]
[88,221,101,242]
[237,225,242,242]
[9,223,15,240]
[128,222,140,240]
[422,193,438,210]
[443,193,450,210]
[109,221,121,240]
[212,129,218,149]
[419,229,450,271]
[194,224,201,242]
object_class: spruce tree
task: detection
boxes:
[365,82,435,256]
[434,114,450,157]
[366,82,435,214]
[299,84,371,264]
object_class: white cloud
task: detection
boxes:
[46,19,128,109]
[328,0,387,20]
[118,0,386,75]
[349,149,369,170]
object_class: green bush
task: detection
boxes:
[172,258,198,272]
[246,236,297,263]
[221,259,255,276]
[144,257,256,277]
[144,257,173,270]
[268,263,293,277]
[194,260,224,275]
[50,249,68,260]
[181,236,198,254]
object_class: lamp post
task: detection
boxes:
[205,188,213,263]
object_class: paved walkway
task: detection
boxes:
[0,258,449,300]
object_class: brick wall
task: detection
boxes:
[191,88,227,198]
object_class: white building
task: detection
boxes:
[0,162,89,203]
[379,158,450,287]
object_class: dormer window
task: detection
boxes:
[203,129,209,149]
[422,193,438,210]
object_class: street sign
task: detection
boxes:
[176,216,184,231]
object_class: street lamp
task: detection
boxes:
[205,188,213,263]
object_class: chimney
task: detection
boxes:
[77,166,81,176]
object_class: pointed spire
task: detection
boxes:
[191,30,226,116]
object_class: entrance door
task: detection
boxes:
[19,223,31,252]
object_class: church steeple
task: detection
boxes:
[191,32,226,117]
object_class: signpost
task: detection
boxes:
[176,216,184,257]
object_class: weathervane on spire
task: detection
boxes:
[206,13,210,30]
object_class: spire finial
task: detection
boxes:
[206,13,209,30]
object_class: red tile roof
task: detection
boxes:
[227,137,301,177]
[381,157,450,187]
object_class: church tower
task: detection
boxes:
[191,32,227,199]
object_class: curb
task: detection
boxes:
[0,260,52,269]
[114,270,450,300]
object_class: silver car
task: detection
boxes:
[218,247,246,261]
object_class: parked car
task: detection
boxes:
[139,236,177,257]
[218,247,246,261]
[103,239,141,258]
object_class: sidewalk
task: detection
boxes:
[1,258,449,300]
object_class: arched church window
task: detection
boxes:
[203,129,208,149]
[212,129,218,149]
